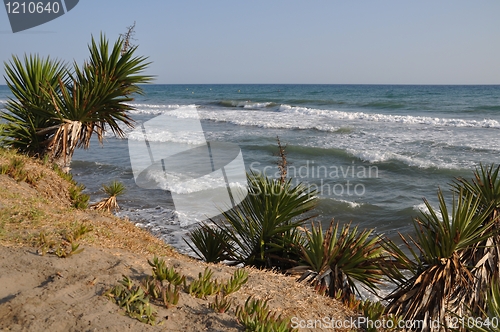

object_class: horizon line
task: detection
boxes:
[1,83,500,86]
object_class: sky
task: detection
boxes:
[0,0,499,84]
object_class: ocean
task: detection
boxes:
[1,84,500,256]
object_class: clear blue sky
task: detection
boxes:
[1,0,499,84]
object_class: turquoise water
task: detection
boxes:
[1,84,499,253]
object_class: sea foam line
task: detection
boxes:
[277,104,500,129]
[129,103,500,130]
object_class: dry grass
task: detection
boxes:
[0,148,178,259]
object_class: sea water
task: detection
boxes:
[1,84,499,257]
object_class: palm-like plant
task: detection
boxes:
[385,189,494,330]
[206,172,317,269]
[454,164,500,314]
[2,55,68,156]
[1,34,151,170]
[292,220,385,302]
[91,180,126,212]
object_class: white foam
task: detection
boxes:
[413,203,431,214]
[127,128,206,145]
[143,167,246,194]
[125,102,500,130]
[221,100,274,109]
[128,103,183,115]
[151,104,500,133]
[278,104,500,129]
[347,149,459,169]
[242,102,273,109]
[167,107,208,119]
[336,199,363,208]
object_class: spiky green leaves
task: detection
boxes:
[296,220,385,301]
[220,172,317,268]
[385,188,496,328]
[1,34,152,168]
[91,180,126,212]
[235,296,293,332]
[416,189,493,264]
[454,164,500,317]
[102,180,126,197]
[186,223,235,263]
[186,172,317,269]
[1,55,68,154]
[455,164,500,221]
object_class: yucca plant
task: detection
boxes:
[385,189,495,330]
[187,139,316,269]
[1,55,68,157]
[91,180,126,212]
[292,220,385,302]
[456,164,500,221]
[271,226,308,269]
[1,34,152,170]
[185,223,236,263]
[454,164,500,314]
[216,172,317,269]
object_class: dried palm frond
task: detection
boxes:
[466,280,500,332]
